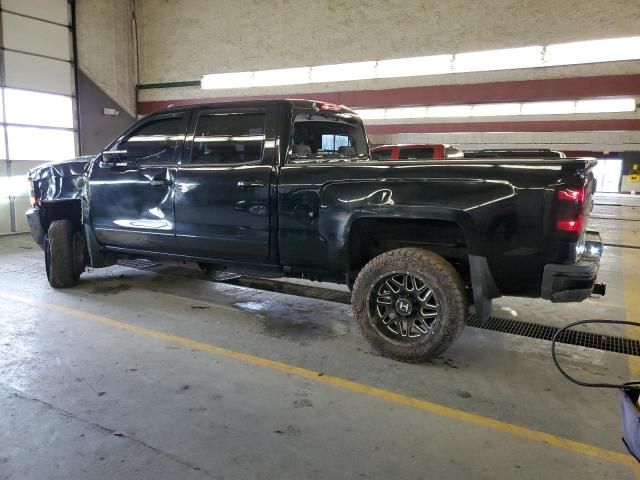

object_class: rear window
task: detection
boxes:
[290,111,368,162]
[371,149,392,160]
[399,147,434,160]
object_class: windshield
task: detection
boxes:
[290,111,369,162]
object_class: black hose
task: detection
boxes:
[551,319,640,390]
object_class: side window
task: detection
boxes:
[118,116,184,165]
[191,112,265,165]
[399,147,434,160]
[371,149,392,160]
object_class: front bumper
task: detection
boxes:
[25,207,45,249]
[541,230,604,302]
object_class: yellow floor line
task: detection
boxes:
[0,291,635,469]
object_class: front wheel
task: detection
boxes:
[45,220,84,288]
[351,248,467,363]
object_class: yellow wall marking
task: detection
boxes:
[0,291,634,469]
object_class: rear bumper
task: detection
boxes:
[25,207,45,249]
[541,231,603,302]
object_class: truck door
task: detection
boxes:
[89,112,189,252]
[173,107,275,262]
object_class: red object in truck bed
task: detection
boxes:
[370,144,463,160]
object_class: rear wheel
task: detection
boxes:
[352,248,467,362]
[45,220,84,288]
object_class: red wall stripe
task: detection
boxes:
[138,73,640,114]
[364,119,640,135]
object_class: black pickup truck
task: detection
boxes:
[26,99,604,362]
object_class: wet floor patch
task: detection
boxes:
[90,284,131,295]
[234,299,351,340]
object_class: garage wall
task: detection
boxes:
[0,0,77,234]
[134,0,640,153]
[75,0,137,154]
[135,0,640,87]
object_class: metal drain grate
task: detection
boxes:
[117,259,640,356]
[603,243,640,250]
[467,314,640,356]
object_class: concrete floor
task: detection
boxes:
[1,193,639,479]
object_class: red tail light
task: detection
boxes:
[555,186,587,235]
[557,188,585,203]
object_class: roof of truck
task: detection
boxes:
[158,99,357,114]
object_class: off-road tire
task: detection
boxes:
[352,248,467,363]
[45,220,81,288]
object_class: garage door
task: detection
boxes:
[0,0,77,234]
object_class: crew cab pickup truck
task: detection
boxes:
[26,99,605,362]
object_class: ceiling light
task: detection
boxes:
[545,36,640,66]
[252,67,310,87]
[426,105,473,117]
[355,108,387,120]
[454,46,543,73]
[471,103,522,116]
[574,98,637,114]
[354,97,636,120]
[376,54,452,78]
[309,61,377,83]
[201,71,253,90]
[520,101,576,115]
[201,36,640,90]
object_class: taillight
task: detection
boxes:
[555,186,587,236]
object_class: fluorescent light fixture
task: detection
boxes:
[201,36,640,90]
[454,46,543,73]
[575,98,637,114]
[354,97,636,121]
[355,108,387,120]
[309,61,377,83]
[471,102,521,117]
[252,67,310,87]
[201,71,253,90]
[545,36,640,66]
[520,101,575,115]
[384,107,429,119]
[376,54,452,78]
[426,105,473,117]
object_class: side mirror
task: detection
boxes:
[101,150,130,167]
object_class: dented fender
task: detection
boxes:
[28,156,93,203]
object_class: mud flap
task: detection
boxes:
[468,255,500,325]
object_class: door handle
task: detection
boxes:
[149,179,173,187]
[237,181,265,189]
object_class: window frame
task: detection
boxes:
[286,109,370,165]
[108,112,189,168]
[184,108,268,167]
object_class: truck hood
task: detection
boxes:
[29,156,94,203]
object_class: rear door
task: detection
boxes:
[89,112,189,252]
[173,106,276,262]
